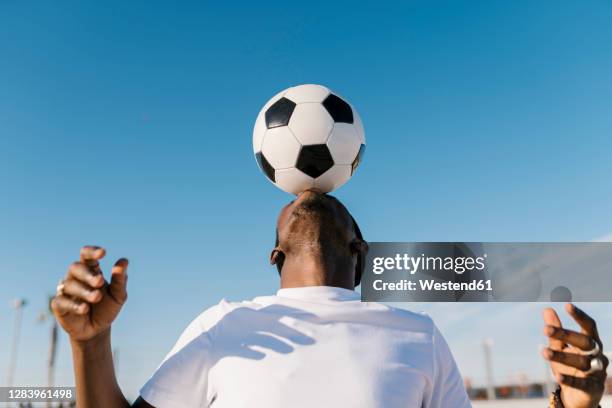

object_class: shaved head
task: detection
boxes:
[271,189,367,288]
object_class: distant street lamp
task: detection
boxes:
[6,298,27,388]
[483,338,496,400]
[37,295,59,408]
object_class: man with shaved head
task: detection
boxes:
[52,190,607,407]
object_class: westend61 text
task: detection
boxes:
[373,279,493,292]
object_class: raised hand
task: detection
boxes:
[52,246,129,342]
[542,304,608,408]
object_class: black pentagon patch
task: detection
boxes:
[265,97,296,129]
[322,94,353,124]
[296,144,334,178]
[255,151,275,182]
[351,144,365,175]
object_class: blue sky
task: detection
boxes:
[1,0,612,399]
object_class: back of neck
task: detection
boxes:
[279,252,354,290]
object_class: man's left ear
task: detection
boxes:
[270,246,286,274]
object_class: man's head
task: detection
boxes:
[270,189,368,289]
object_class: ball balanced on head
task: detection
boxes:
[253,84,366,195]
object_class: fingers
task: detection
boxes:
[542,307,564,350]
[80,245,106,262]
[556,373,605,394]
[542,348,592,371]
[62,279,103,303]
[65,248,129,305]
[566,303,600,341]
[51,296,90,316]
[543,350,608,382]
[80,245,106,270]
[66,262,105,288]
[109,258,129,304]
[544,325,596,351]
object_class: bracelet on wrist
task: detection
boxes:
[549,385,601,408]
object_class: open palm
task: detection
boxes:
[542,304,608,408]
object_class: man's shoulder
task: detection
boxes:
[190,297,264,331]
[365,302,436,334]
[166,298,265,357]
[380,303,433,322]
[186,297,437,339]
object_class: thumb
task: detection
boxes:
[109,258,129,304]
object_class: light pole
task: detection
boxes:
[483,338,496,400]
[6,298,27,388]
[37,296,59,408]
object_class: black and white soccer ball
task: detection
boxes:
[253,84,365,195]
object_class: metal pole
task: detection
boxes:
[6,299,26,388]
[46,320,58,408]
[483,338,496,400]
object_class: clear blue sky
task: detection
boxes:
[1,0,612,399]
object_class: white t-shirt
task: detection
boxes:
[140,286,470,408]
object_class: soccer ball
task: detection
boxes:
[253,84,366,195]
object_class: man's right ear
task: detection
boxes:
[350,239,369,257]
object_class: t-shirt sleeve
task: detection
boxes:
[427,324,472,408]
[139,303,226,408]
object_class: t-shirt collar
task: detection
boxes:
[276,286,360,302]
